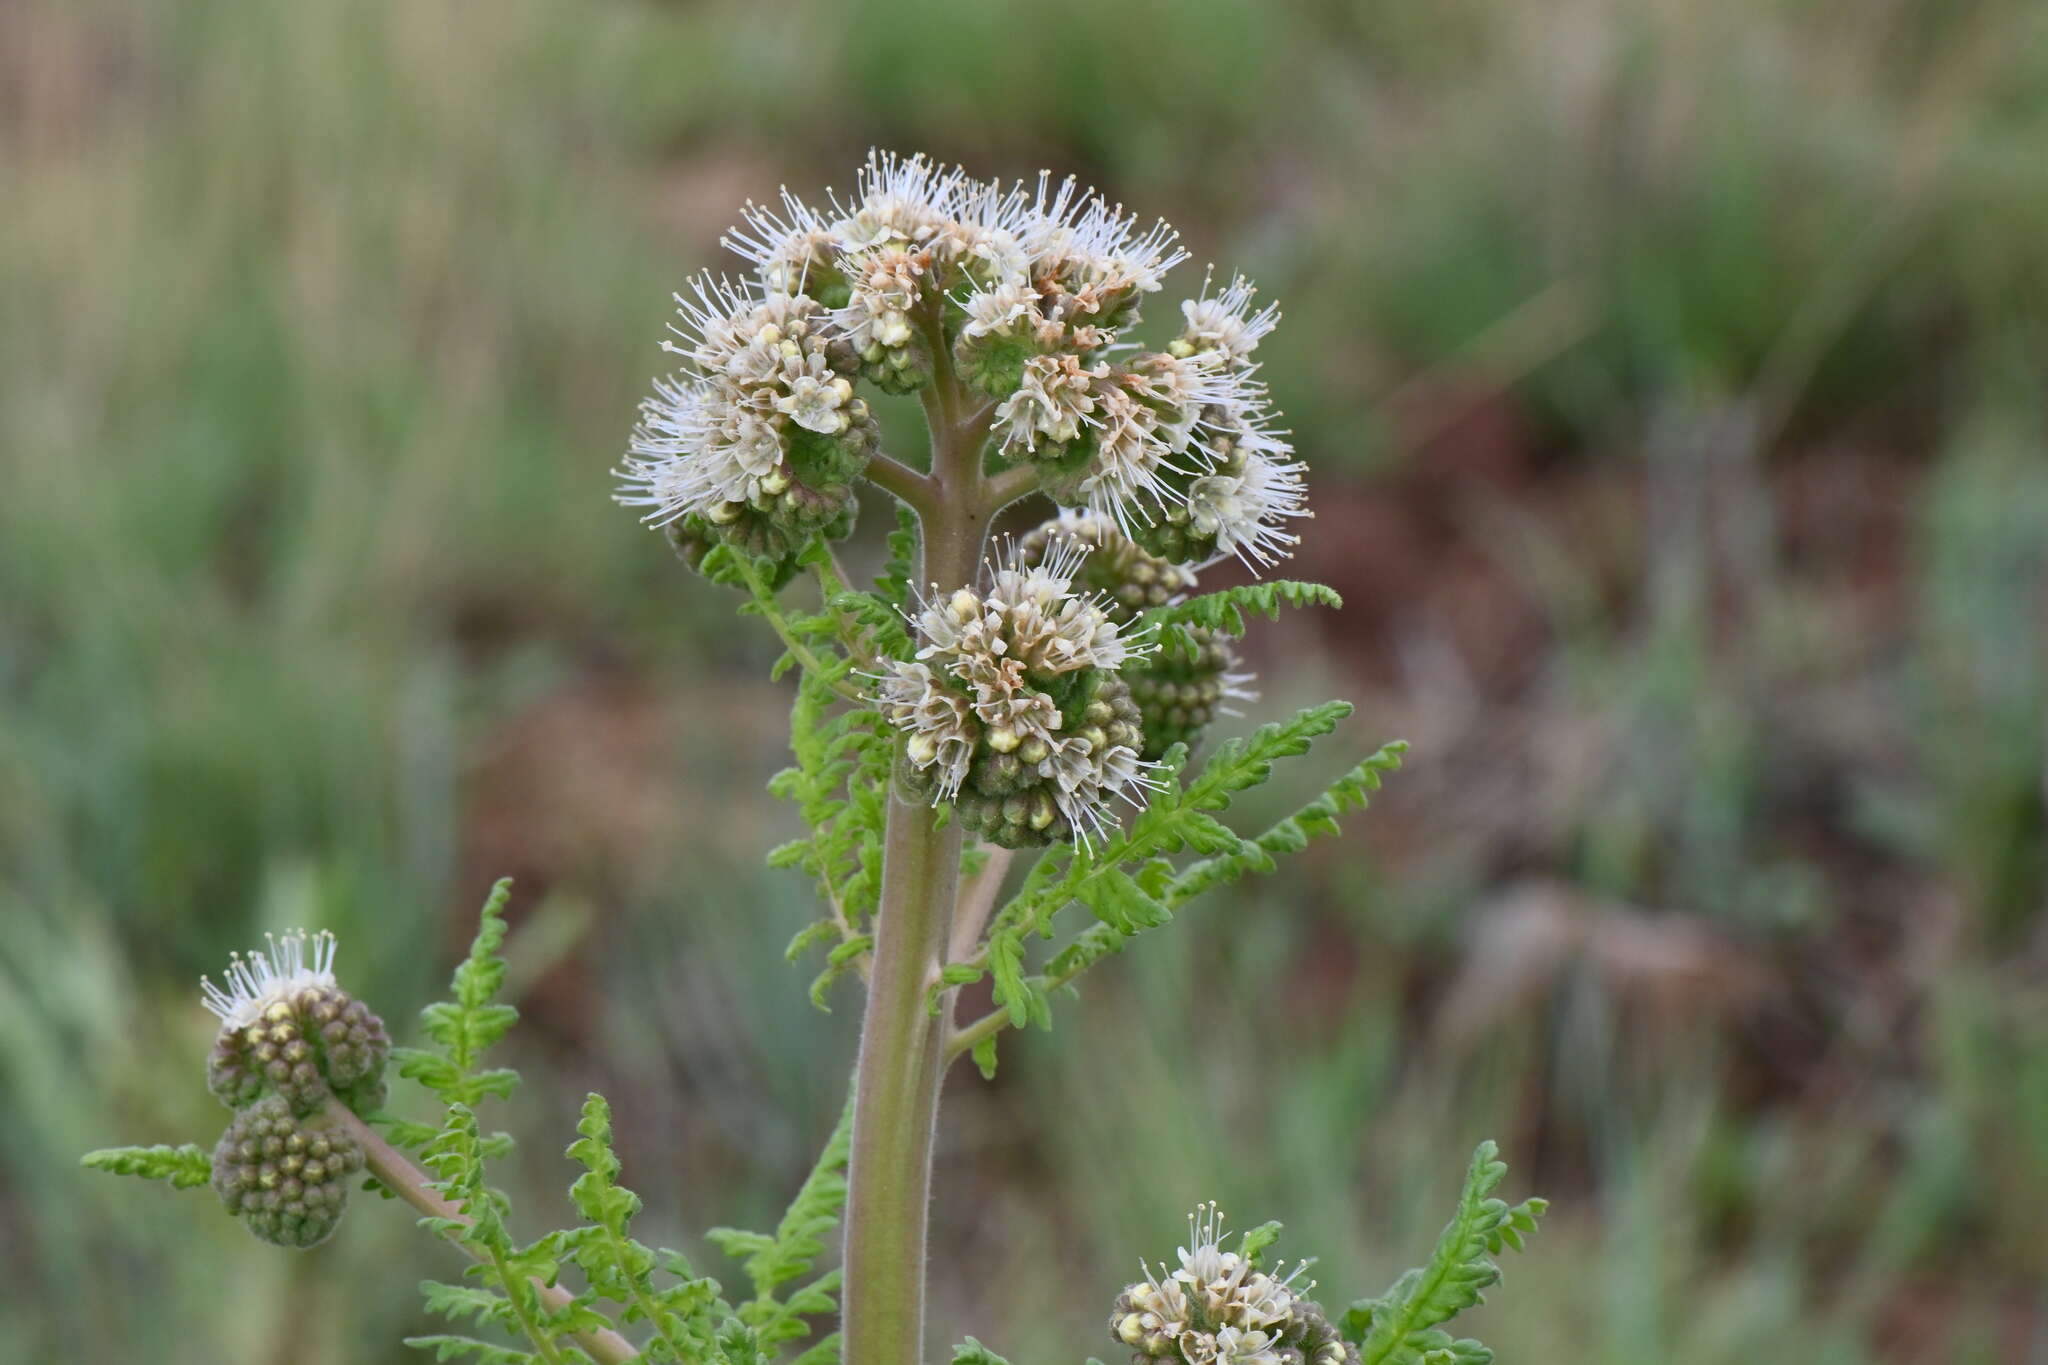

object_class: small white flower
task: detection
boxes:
[994,353,1105,454]
[1076,386,1190,534]
[774,351,855,434]
[1185,443,1309,569]
[201,929,339,1032]
[873,661,976,800]
[1019,172,1189,301]
[723,188,837,294]
[958,278,1041,340]
[830,149,967,251]
[1211,1324,1284,1365]
[837,244,930,352]
[1179,271,1280,367]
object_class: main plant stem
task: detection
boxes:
[840,312,997,1365]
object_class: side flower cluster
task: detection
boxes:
[1016,510,1256,762]
[617,281,880,586]
[199,930,387,1247]
[873,538,1162,848]
[1111,1205,1357,1365]
[710,151,1311,571]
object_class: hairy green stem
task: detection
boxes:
[321,1100,640,1365]
[948,847,1015,964]
[865,451,938,516]
[840,304,994,1365]
[980,462,1039,516]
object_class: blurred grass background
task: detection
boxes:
[4,0,2046,1359]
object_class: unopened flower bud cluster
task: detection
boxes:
[1112,1205,1358,1365]
[211,1095,365,1249]
[1016,511,1256,762]
[198,931,388,1247]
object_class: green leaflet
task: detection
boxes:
[771,662,892,1008]
[563,1094,730,1362]
[1137,580,1343,661]
[1343,1141,1547,1365]
[958,700,1370,1049]
[393,877,522,1109]
[950,732,1407,1079]
[403,886,754,1364]
[707,1091,856,1353]
[873,502,921,611]
[79,1143,212,1189]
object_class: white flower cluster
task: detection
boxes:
[1114,1205,1312,1365]
[714,151,1311,570]
[615,279,874,558]
[873,538,1162,847]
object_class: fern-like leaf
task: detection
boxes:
[80,1144,212,1189]
[393,878,522,1110]
[564,1093,729,1362]
[1138,581,1342,661]
[1343,1141,1547,1365]
[706,1092,856,1351]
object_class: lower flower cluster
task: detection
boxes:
[1111,1206,1358,1365]
[211,1095,364,1249]
[874,535,1161,847]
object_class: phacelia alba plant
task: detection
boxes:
[88,152,1542,1365]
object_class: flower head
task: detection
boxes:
[1112,1205,1355,1365]
[1174,271,1280,369]
[617,273,876,580]
[874,539,1164,847]
[625,152,1314,586]
[202,929,339,1033]
[203,930,390,1116]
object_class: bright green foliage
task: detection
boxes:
[562,1095,732,1362]
[1237,1220,1285,1268]
[1139,581,1343,661]
[950,1339,1014,1365]
[947,700,1393,1076]
[873,504,921,612]
[770,661,892,1007]
[706,1093,855,1356]
[1168,741,1409,903]
[401,887,778,1364]
[80,1143,213,1189]
[411,1102,614,1364]
[710,537,900,1006]
[393,878,523,1110]
[1342,1141,1547,1365]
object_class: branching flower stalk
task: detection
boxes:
[86,153,1545,1365]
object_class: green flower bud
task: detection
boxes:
[1126,627,1248,763]
[1016,512,1253,761]
[210,1096,363,1249]
[857,329,933,395]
